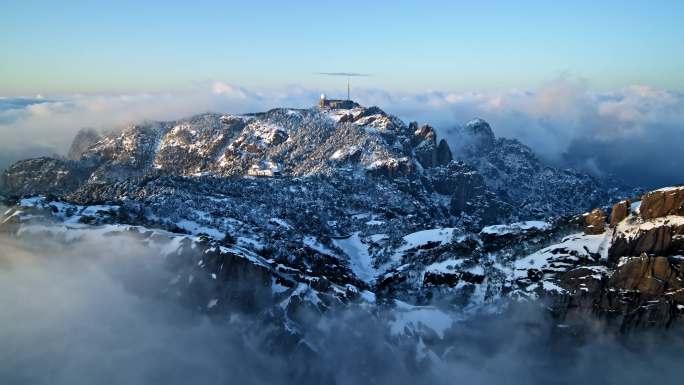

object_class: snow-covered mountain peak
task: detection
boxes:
[452,118,496,156]
[2,101,629,226]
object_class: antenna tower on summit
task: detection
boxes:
[347,78,350,101]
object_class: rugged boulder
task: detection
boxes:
[410,122,452,168]
[608,191,684,263]
[609,199,631,228]
[513,227,684,330]
[436,139,453,165]
[583,208,606,235]
[410,121,434,145]
[640,186,684,220]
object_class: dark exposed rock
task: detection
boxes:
[543,197,684,330]
[460,271,485,284]
[609,254,684,296]
[429,161,479,196]
[410,122,435,146]
[422,269,486,288]
[376,271,406,293]
[197,247,275,313]
[546,252,684,330]
[2,157,93,196]
[436,139,453,165]
[451,118,495,157]
[67,128,102,160]
[425,161,506,225]
[428,161,505,225]
[448,172,486,209]
[479,221,557,253]
[558,267,604,292]
[411,123,452,169]
[423,271,460,287]
[527,269,543,282]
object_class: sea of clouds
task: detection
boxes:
[1,222,683,385]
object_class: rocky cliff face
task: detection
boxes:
[609,188,684,263]
[445,118,615,219]
[508,185,684,331]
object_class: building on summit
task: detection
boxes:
[318,94,359,109]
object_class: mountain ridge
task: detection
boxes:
[2,102,622,225]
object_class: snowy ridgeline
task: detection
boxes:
[480,221,552,236]
[9,196,591,303]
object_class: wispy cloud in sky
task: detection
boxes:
[317,73,372,77]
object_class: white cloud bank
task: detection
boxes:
[1,78,682,188]
[2,228,684,385]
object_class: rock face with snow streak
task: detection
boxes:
[609,204,684,264]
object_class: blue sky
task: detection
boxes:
[2,0,683,95]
